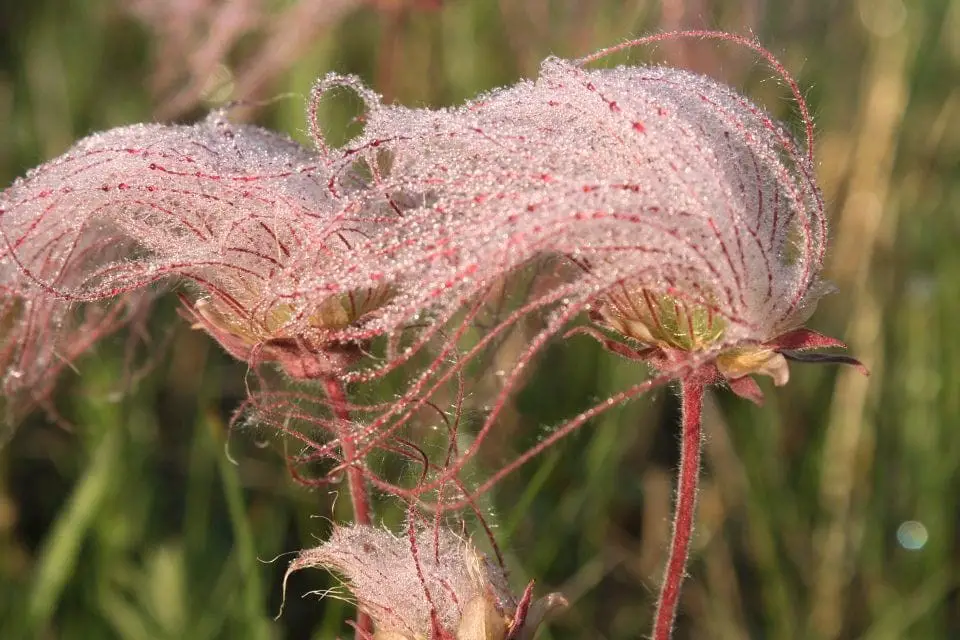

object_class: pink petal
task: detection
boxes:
[727,376,765,406]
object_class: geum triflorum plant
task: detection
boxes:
[287,31,868,638]
[0,29,867,640]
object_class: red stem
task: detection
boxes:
[652,376,704,640]
[322,376,373,636]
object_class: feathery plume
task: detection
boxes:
[284,523,566,640]
[289,37,864,502]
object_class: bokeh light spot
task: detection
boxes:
[896,520,928,550]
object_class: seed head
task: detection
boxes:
[284,524,566,640]
[0,108,404,394]
[324,48,866,410]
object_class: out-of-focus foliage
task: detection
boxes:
[1,0,958,638]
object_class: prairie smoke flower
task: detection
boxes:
[298,48,868,496]
[285,524,566,640]
[339,53,866,393]
[309,33,867,640]
[0,110,402,389]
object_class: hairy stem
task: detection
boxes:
[321,376,373,636]
[652,377,704,640]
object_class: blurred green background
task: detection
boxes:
[1,0,958,638]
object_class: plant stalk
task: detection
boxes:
[322,375,373,636]
[652,376,704,640]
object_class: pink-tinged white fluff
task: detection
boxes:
[275,52,857,502]
[284,524,565,640]
[0,110,402,410]
[326,56,828,356]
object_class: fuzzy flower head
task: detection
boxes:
[0,106,403,391]
[284,524,566,640]
[325,33,866,410]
